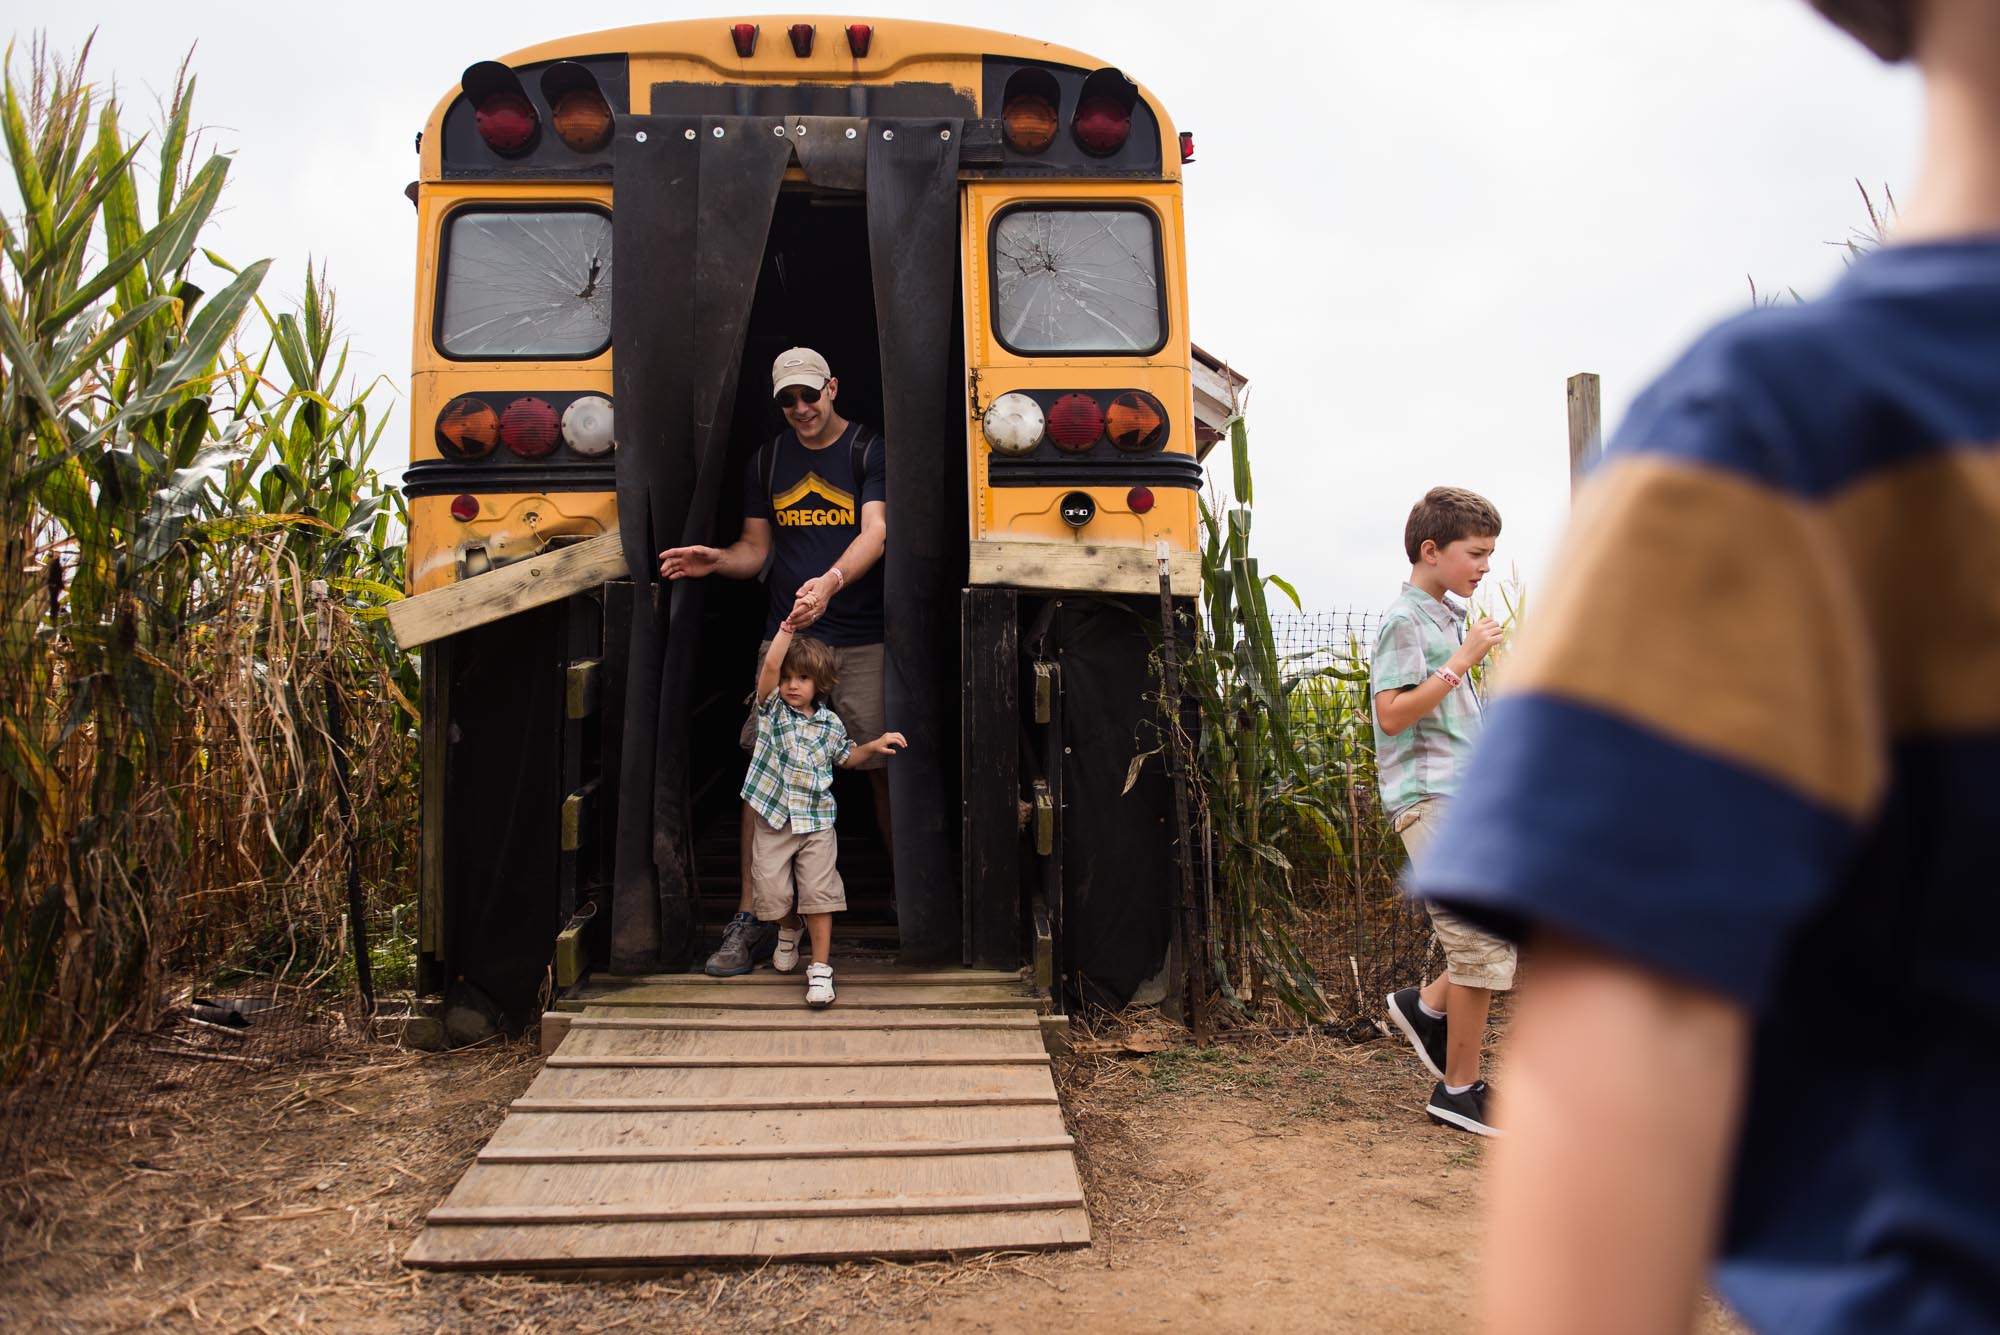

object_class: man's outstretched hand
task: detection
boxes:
[659,545,720,580]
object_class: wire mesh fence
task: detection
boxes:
[1252,611,1439,1023]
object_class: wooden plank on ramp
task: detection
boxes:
[407,969,1088,1271]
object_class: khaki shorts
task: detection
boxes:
[748,820,847,920]
[1396,798,1517,992]
[740,639,889,770]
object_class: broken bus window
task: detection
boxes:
[991,207,1163,355]
[437,209,614,358]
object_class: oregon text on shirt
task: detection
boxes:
[1416,240,2000,1333]
[744,422,886,646]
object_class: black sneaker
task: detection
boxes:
[703,912,775,976]
[1426,1080,1501,1137]
[1386,987,1448,1081]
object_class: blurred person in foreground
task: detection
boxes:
[1413,1,2000,1331]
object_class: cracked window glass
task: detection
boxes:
[992,208,1162,354]
[439,210,613,358]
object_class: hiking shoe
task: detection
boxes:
[805,962,836,1008]
[772,923,806,973]
[1426,1080,1501,1137]
[703,912,774,977]
[1386,987,1448,1081]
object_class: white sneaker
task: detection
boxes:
[772,924,806,973]
[805,962,836,1008]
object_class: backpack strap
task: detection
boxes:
[850,426,883,502]
[754,431,784,582]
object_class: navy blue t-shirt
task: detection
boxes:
[742,420,886,646]
[1417,240,2000,1332]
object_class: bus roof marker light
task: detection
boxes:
[1180,131,1196,163]
[730,23,758,58]
[1047,393,1106,451]
[982,393,1047,456]
[789,24,815,57]
[846,24,873,57]
[562,396,616,457]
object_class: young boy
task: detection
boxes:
[1372,487,1507,1136]
[741,624,906,1007]
[1414,3,2000,1329]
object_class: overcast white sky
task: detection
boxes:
[9,1,1922,613]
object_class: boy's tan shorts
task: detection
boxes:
[1396,797,1517,992]
[739,639,890,770]
[747,820,848,921]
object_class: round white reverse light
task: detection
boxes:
[561,395,616,456]
[982,392,1046,457]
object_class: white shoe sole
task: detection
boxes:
[1425,1103,1502,1137]
[1386,992,1447,1082]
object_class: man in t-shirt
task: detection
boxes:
[659,348,891,976]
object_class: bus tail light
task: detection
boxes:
[1106,391,1167,452]
[501,397,562,458]
[846,24,873,57]
[1073,96,1131,156]
[1047,394,1104,451]
[730,23,759,57]
[462,62,540,157]
[450,494,481,522]
[561,395,616,456]
[789,24,815,57]
[541,62,613,153]
[1126,486,1155,515]
[1180,131,1196,163]
[982,393,1046,456]
[1001,67,1061,154]
[436,396,500,460]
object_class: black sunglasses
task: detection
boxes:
[775,385,823,409]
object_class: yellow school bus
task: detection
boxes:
[402,16,1235,1033]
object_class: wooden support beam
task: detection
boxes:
[387,532,629,649]
[1567,372,1603,496]
[968,539,1199,597]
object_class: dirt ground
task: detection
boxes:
[0,1017,1747,1334]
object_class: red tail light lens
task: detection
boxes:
[436,396,499,460]
[846,24,873,57]
[1126,486,1155,515]
[1179,131,1196,164]
[788,23,815,57]
[552,89,613,153]
[730,23,758,57]
[475,92,539,156]
[1106,391,1168,452]
[450,494,481,523]
[500,396,561,458]
[1003,95,1059,154]
[1047,394,1105,451]
[1072,95,1131,156]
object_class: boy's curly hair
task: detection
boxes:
[1809,0,1911,62]
[782,634,839,699]
[1404,487,1502,563]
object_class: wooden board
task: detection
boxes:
[562,982,1042,1011]
[407,985,1087,1271]
[387,531,628,649]
[966,538,1198,597]
[404,1208,1091,1270]
[570,966,1029,989]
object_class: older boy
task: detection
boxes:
[1416,2,2000,1329]
[1372,487,1506,1136]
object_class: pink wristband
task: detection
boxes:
[1432,666,1462,688]
[827,566,845,590]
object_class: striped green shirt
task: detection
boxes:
[1370,582,1484,820]
[740,692,853,832]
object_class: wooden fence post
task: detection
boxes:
[1566,372,1602,496]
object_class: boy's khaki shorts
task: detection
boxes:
[739,639,889,770]
[748,820,848,921]
[1396,797,1517,992]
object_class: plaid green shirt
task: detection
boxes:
[740,692,853,832]
[1370,582,1485,821]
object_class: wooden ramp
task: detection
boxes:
[405,966,1089,1271]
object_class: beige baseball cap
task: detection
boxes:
[771,347,832,396]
